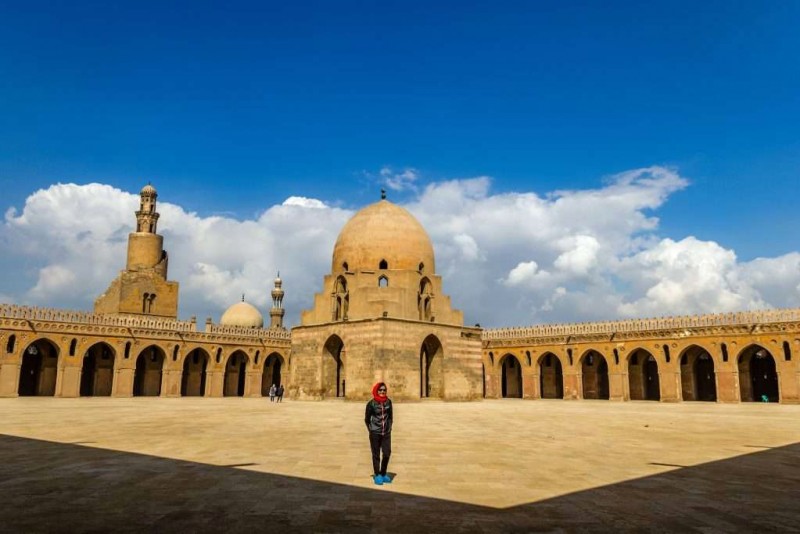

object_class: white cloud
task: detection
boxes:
[282,196,328,209]
[378,166,420,192]
[2,166,799,327]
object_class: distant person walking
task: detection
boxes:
[269,384,277,402]
[365,382,393,485]
[277,384,284,403]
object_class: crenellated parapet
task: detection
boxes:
[0,304,196,332]
[482,308,800,346]
[0,304,291,348]
[206,323,292,342]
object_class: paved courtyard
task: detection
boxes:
[1,398,799,532]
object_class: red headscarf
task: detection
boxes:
[372,382,388,403]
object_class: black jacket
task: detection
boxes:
[365,398,393,435]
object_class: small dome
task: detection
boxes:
[140,183,157,196]
[332,200,435,273]
[220,301,263,328]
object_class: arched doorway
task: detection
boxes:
[738,345,779,402]
[224,351,249,397]
[500,354,522,398]
[261,352,284,395]
[181,348,209,396]
[627,349,660,401]
[581,350,609,399]
[420,335,444,398]
[538,353,563,399]
[80,342,115,396]
[323,335,345,397]
[134,346,165,396]
[18,339,59,396]
[679,346,716,401]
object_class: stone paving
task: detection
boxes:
[1,398,799,532]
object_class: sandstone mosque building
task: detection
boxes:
[0,185,798,403]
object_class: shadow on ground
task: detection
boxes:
[1,434,799,533]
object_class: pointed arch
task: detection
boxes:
[181,348,210,396]
[262,352,285,395]
[418,277,433,321]
[580,349,609,400]
[134,345,165,396]
[18,338,60,396]
[537,352,563,399]
[322,335,345,398]
[80,342,116,396]
[500,353,522,398]
[333,276,349,321]
[420,334,444,398]
[678,345,717,401]
[737,344,779,402]
[627,348,659,401]
[224,350,250,397]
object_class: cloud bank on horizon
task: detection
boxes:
[2,166,799,328]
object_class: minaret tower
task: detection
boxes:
[269,273,285,329]
[135,183,160,233]
[94,183,179,317]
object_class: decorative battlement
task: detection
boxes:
[481,308,800,341]
[0,303,292,342]
[206,323,292,340]
[0,304,196,332]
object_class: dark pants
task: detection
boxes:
[369,432,391,476]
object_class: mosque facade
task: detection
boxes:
[0,185,798,403]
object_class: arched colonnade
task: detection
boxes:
[0,335,288,398]
[483,339,794,403]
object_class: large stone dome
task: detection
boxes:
[220,301,264,328]
[332,200,435,273]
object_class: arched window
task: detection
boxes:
[663,345,671,363]
[721,343,729,362]
[142,293,150,313]
[526,351,531,366]
[215,348,222,364]
[379,259,388,270]
[418,278,433,321]
[69,338,77,356]
[124,342,131,359]
[784,341,792,361]
[342,262,349,271]
[6,334,16,353]
[418,262,424,272]
[378,275,388,288]
[333,276,349,321]
[172,345,179,361]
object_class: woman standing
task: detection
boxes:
[364,382,393,485]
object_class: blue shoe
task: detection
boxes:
[373,475,383,486]
[381,474,392,484]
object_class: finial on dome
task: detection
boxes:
[140,182,157,196]
[241,293,245,302]
[381,188,386,200]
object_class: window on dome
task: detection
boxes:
[379,259,388,270]
[342,262,349,271]
[418,262,424,272]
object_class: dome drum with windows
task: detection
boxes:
[301,199,462,325]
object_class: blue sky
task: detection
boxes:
[1,1,799,325]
